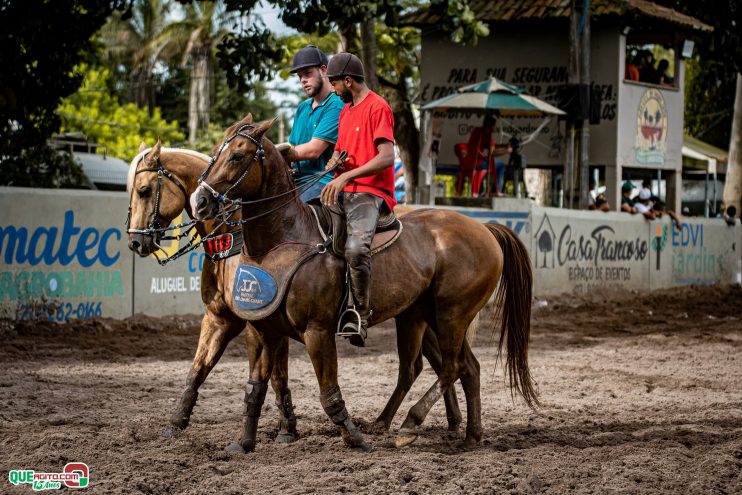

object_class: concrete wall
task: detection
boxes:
[0,188,202,321]
[530,207,740,295]
[1,188,738,321]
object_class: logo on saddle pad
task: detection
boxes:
[233,265,278,310]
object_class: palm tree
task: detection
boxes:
[164,1,236,144]
[99,0,173,113]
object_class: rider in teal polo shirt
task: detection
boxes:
[282,45,344,201]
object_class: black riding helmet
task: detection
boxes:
[290,45,329,73]
[326,52,365,80]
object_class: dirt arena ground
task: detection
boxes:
[1,284,741,494]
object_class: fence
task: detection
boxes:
[1,187,739,321]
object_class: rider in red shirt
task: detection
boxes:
[320,52,395,347]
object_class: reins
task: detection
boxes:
[198,123,345,226]
[126,152,238,266]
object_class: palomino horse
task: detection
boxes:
[126,140,467,446]
[190,114,538,452]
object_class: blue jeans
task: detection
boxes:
[477,160,506,193]
[299,180,327,202]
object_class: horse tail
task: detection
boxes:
[485,223,540,408]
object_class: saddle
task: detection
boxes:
[306,198,403,257]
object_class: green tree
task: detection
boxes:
[0,0,126,188]
[162,1,238,143]
[58,66,184,159]
[100,0,174,112]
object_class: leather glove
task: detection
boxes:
[276,142,298,163]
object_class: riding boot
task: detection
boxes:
[341,260,372,347]
[339,193,382,347]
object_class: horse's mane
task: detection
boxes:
[127,147,211,193]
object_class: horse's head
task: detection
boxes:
[127,140,190,256]
[190,113,277,221]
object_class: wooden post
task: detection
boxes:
[566,0,579,209]
[723,73,742,216]
[578,0,591,209]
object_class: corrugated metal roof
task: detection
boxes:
[684,135,728,163]
[403,0,712,32]
[74,152,130,187]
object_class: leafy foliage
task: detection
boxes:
[0,0,128,187]
[58,66,184,159]
[656,0,742,148]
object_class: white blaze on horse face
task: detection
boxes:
[189,186,203,216]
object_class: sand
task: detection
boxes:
[1,284,740,494]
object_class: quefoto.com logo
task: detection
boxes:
[8,462,89,491]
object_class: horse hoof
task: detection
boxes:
[274,433,298,444]
[394,430,418,449]
[351,441,373,453]
[170,416,189,430]
[371,420,390,434]
[161,426,183,439]
[461,437,478,450]
[225,442,246,453]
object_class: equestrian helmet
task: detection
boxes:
[326,52,365,80]
[290,45,329,73]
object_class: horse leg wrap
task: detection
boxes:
[243,380,268,417]
[238,381,268,452]
[276,390,297,434]
[321,386,366,448]
[320,386,350,425]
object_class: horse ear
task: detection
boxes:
[139,141,148,153]
[254,117,277,139]
[242,113,254,124]
[150,138,162,160]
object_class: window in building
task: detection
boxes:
[625,41,677,88]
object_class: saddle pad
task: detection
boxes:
[308,202,403,258]
[230,243,322,320]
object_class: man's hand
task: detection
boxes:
[275,142,298,163]
[320,174,349,206]
[325,153,347,172]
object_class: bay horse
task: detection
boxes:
[190,114,538,451]
[125,139,467,447]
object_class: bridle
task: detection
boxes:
[126,155,194,239]
[126,153,220,266]
[198,123,267,204]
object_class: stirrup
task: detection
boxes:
[337,307,369,347]
[336,307,363,337]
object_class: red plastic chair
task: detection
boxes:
[454,143,488,196]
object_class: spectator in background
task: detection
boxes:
[467,114,511,196]
[633,188,654,218]
[657,59,674,86]
[587,178,610,211]
[393,157,406,204]
[638,179,658,202]
[639,50,660,84]
[625,54,640,81]
[620,181,636,213]
[652,201,682,230]
[723,205,737,226]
